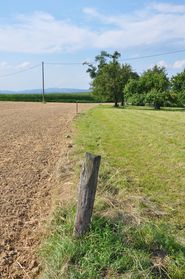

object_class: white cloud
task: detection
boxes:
[83,8,99,18]
[0,11,96,54]
[0,62,11,69]
[84,3,185,49]
[150,2,185,14]
[172,59,185,69]
[151,59,185,70]
[157,60,169,68]
[0,3,185,54]
[83,7,124,26]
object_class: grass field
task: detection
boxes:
[41,106,185,278]
[0,92,96,103]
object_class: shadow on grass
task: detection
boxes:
[162,107,185,112]
[97,104,185,112]
[125,106,185,112]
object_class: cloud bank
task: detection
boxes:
[0,2,184,54]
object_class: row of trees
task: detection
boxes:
[84,51,185,109]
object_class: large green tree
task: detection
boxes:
[84,51,138,106]
[171,69,185,107]
[84,51,122,106]
[84,51,136,107]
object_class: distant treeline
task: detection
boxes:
[0,92,97,103]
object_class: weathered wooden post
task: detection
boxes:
[74,152,101,238]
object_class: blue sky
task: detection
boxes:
[0,0,185,90]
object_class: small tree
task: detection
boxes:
[171,69,185,93]
[120,64,139,106]
[145,89,176,109]
[140,65,169,94]
[177,90,185,107]
[125,79,145,106]
[145,89,165,109]
[125,65,170,109]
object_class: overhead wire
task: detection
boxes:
[123,49,185,61]
[45,62,83,65]
[0,48,184,79]
[45,49,185,65]
[0,64,41,78]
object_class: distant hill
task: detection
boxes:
[0,88,91,94]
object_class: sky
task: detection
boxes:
[0,0,185,90]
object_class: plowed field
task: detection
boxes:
[0,102,94,278]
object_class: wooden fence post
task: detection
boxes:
[74,152,101,238]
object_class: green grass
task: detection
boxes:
[0,92,96,103]
[40,106,185,278]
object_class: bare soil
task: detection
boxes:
[0,102,94,279]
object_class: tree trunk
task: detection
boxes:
[154,103,161,110]
[114,101,118,107]
[121,93,124,107]
[74,153,101,238]
[114,95,119,107]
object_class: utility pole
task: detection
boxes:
[42,61,45,103]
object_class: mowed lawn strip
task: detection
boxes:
[77,106,185,225]
[40,106,185,279]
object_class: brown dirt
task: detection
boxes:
[0,102,95,279]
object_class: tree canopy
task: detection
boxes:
[85,50,185,109]
[84,51,137,107]
[125,65,170,109]
[171,69,185,106]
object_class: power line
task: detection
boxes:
[0,64,41,78]
[46,49,185,66]
[45,62,84,65]
[0,48,184,79]
[123,49,185,61]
